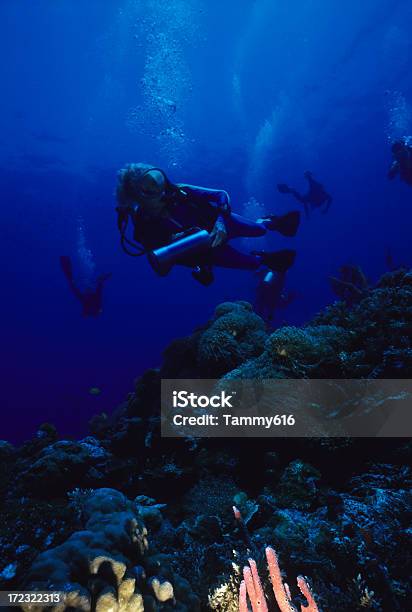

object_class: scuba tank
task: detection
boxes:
[148,229,212,276]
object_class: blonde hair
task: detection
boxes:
[117,163,153,201]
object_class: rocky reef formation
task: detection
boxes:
[1,270,412,611]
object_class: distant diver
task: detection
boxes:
[277,171,332,216]
[388,137,412,186]
[115,163,300,286]
[255,269,297,325]
[60,256,111,317]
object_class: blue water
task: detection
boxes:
[2,0,412,443]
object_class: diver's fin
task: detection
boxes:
[277,183,293,194]
[263,211,301,237]
[253,249,296,273]
[60,255,73,281]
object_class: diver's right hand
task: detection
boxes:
[210,218,228,248]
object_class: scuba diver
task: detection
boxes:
[116,163,301,286]
[388,137,412,186]
[60,256,111,317]
[277,171,332,216]
[255,269,296,325]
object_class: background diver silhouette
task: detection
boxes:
[116,164,301,286]
[278,170,332,216]
[255,268,297,325]
[60,256,111,317]
[388,138,412,186]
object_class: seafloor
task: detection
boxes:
[1,268,412,611]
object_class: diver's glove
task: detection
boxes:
[210,217,227,248]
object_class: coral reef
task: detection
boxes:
[220,268,412,381]
[314,268,412,378]
[1,270,412,610]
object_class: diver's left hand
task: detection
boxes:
[210,219,227,248]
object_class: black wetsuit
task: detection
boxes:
[131,184,269,270]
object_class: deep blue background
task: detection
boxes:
[1,0,411,443]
